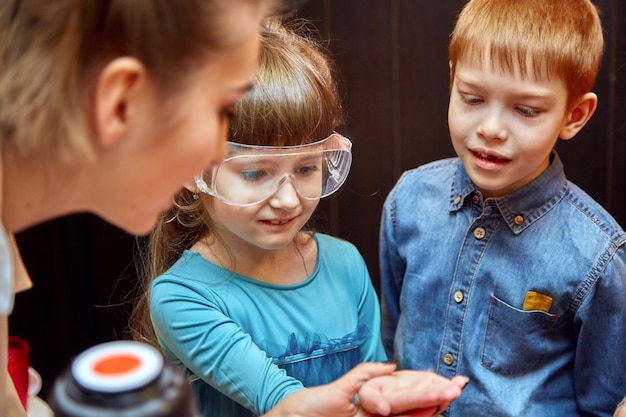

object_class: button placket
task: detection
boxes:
[439,210,493,379]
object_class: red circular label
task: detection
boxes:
[93,354,142,375]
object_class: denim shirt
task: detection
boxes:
[380,153,626,417]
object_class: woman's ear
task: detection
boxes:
[560,92,598,140]
[94,57,148,148]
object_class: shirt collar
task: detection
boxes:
[449,151,568,234]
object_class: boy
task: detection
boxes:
[379,0,626,416]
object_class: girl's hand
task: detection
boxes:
[262,362,467,417]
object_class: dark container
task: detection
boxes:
[48,341,198,417]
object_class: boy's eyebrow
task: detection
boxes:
[455,74,558,102]
[453,75,479,89]
[513,90,558,103]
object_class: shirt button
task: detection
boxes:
[472,195,480,203]
[454,291,464,303]
[453,196,461,205]
[443,353,454,365]
[514,215,524,225]
[473,227,486,239]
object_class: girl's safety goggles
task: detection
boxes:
[194,132,352,206]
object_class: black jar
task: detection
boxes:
[49,341,198,417]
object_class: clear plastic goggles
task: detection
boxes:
[194,133,352,206]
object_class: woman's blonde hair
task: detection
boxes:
[0,0,286,163]
[129,17,344,346]
[449,0,604,107]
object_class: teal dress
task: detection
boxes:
[150,233,386,416]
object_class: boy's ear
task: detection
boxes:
[94,57,148,149]
[560,92,598,140]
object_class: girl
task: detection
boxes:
[132,18,388,417]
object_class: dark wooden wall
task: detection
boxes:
[10,0,625,398]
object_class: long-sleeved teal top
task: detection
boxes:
[150,233,386,417]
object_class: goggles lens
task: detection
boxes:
[195,133,352,206]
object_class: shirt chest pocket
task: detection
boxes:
[481,295,561,376]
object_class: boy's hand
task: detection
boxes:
[357,369,467,416]
[262,362,467,417]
